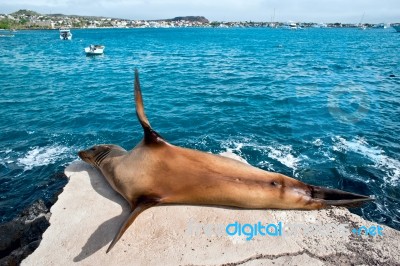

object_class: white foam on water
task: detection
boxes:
[266,145,305,170]
[219,140,249,165]
[316,148,336,162]
[257,160,275,171]
[309,138,336,161]
[221,141,244,154]
[332,136,400,185]
[220,139,306,172]
[17,145,71,171]
[0,149,14,166]
[312,138,323,147]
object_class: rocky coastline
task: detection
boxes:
[0,177,67,266]
[0,200,50,265]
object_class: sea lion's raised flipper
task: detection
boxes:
[134,69,164,144]
[106,201,157,253]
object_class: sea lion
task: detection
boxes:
[78,70,373,253]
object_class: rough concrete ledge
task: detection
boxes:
[22,159,400,265]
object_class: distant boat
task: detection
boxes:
[373,23,390,29]
[393,24,400,32]
[0,31,14,37]
[84,45,105,55]
[312,23,328,28]
[359,12,367,30]
[59,28,72,40]
[282,22,300,30]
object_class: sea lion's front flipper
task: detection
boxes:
[134,69,164,144]
[106,201,157,253]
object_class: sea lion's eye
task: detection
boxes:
[271,181,280,187]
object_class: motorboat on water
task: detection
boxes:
[393,24,400,32]
[0,33,14,37]
[282,22,301,30]
[0,29,15,37]
[59,28,72,40]
[84,45,105,55]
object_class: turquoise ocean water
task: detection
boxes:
[0,28,399,230]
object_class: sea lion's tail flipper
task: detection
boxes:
[310,185,374,207]
[134,69,164,144]
[106,201,157,253]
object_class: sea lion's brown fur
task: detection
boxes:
[78,70,372,252]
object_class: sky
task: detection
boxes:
[0,0,399,23]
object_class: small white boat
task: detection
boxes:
[0,29,15,37]
[59,28,72,40]
[282,22,300,30]
[84,45,105,55]
[0,34,14,38]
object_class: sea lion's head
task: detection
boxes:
[78,144,127,167]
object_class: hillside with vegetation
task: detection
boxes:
[0,9,211,29]
[0,9,391,29]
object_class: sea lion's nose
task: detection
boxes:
[78,151,85,159]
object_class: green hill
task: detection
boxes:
[10,9,41,17]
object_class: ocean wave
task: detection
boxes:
[309,138,336,162]
[219,139,248,159]
[223,142,244,154]
[266,144,305,170]
[332,136,400,185]
[257,160,275,171]
[219,139,306,172]
[312,138,323,147]
[0,149,14,166]
[17,145,72,171]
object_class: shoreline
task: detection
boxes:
[0,200,52,265]
[2,26,395,31]
[0,175,66,265]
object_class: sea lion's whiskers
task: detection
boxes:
[95,150,111,166]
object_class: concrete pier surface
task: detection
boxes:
[23,159,400,265]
